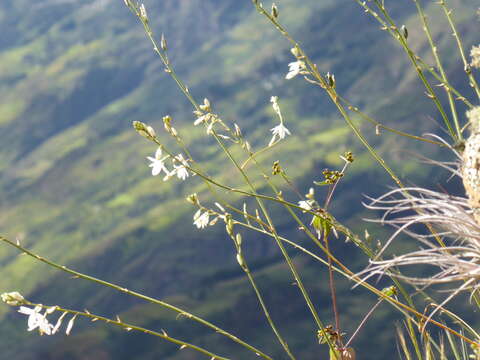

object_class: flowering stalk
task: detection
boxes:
[0,236,272,359]
[3,296,228,360]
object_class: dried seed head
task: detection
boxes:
[470,45,480,69]
[462,132,480,223]
[462,107,480,223]
[467,106,480,132]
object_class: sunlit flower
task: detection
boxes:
[285,60,306,80]
[193,209,209,229]
[147,147,169,176]
[18,306,54,335]
[269,123,291,146]
[173,154,190,181]
[298,200,313,212]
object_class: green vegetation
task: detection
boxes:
[0,0,479,359]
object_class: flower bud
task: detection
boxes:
[271,3,279,18]
[199,98,211,112]
[401,25,408,39]
[139,3,148,22]
[291,46,301,58]
[133,121,153,139]
[186,193,199,205]
[236,253,246,269]
[160,33,167,51]
[235,233,242,247]
[1,291,25,306]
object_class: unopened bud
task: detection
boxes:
[401,25,408,39]
[1,292,25,306]
[225,215,234,236]
[291,46,301,58]
[133,121,154,139]
[186,193,199,205]
[326,72,335,88]
[160,33,167,51]
[236,253,246,269]
[235,233,242,247]
[199,98,211,112]
[306,187,315,200]
[146,126,156,138]
[271,3,279,18]
[139,3,148,22]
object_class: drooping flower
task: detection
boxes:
[193,210,209,229]
[147,147,169,176]
[269,123,291,146]
[65,314,77,336]
[285,60,306,80]
[18,306,54,335]
[172,154,190,181]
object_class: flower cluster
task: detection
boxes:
[147,147,190,181]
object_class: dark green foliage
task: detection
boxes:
[0,0,477,359]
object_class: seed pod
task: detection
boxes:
[271,3,278,18]
[401,25,408,39]
[160,33,167,51]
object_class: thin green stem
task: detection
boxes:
[437,0,480,100]
[355,0,456,141]
[344,298,383,349]
[25,302,229,359]
[238,254,296,359]
[415,56,475,109]
[413,0,462,140]
[0,236,272,360]
[339,95,446,147]
[213,133,326,332]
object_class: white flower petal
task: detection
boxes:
[65,315,77,336]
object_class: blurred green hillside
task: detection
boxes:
[0,0,478,358]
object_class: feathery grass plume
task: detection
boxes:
[358,131,480,309]
[462,107,480,224]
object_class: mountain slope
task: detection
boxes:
[0,0,478,359]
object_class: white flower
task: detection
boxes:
[269,123,291,146]
[193,209,209,229]
[194,113,210,126]
[18,306,54,335]
[172,154,190,181]
[147,147,169,176]
[298,200,313,212]
[285,60,306,80]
